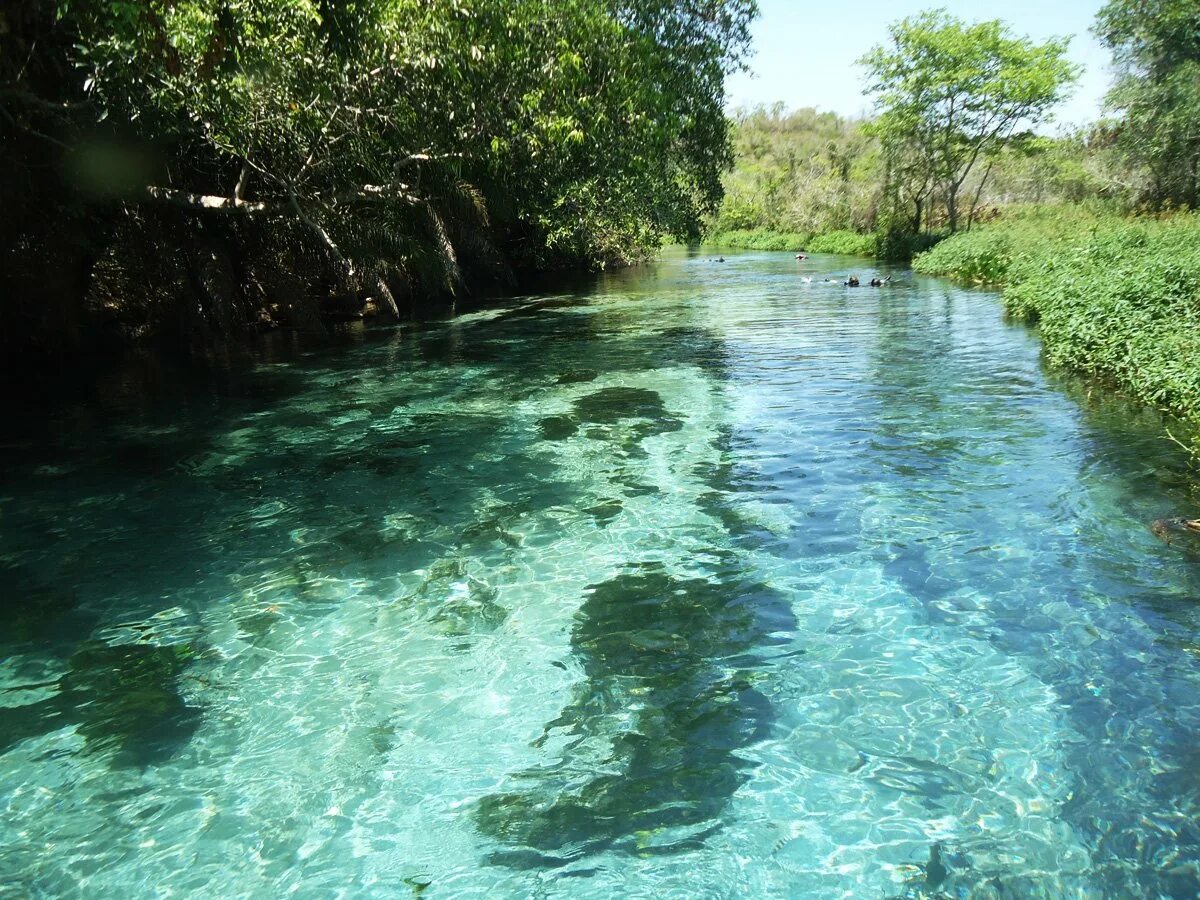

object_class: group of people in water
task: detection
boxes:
[709,252,894,288]
[844,275,891,287]
[797,273,891,287]
[794,249,890,287]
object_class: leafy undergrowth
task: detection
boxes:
[914,205,1200,430]
[707,228,875,257]
[807,230,877,256]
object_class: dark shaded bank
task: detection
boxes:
[0,255,634,431]
[2,1,755,376]
[0,187,525,371]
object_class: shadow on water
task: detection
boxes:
[475,560,790,867]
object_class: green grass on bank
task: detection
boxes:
[707,228,876,257]
[913,205,1200,425]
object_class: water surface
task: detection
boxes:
[3,250,1200,897]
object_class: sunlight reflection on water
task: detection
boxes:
[1,249,1200,896]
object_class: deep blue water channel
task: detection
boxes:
[3,249,1200,897]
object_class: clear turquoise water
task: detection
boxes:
[3,249,1200,897]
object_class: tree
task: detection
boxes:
[714,106,880,236]
[1,0,756,355]
[860,11,1078,232]
[1095,0,1200,207]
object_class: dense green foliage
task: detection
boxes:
[1096,0,1200,208]
[709,105,1120,260]
[915,207,1200,423]
[713,106,879,237]
[710,14,1101,259]
[705,226,875,256]
[807,230,877,256]
[861,11,1078,235]
[1,0,755,355]
[706,229,810,251]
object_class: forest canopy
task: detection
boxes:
[1,0,755,355]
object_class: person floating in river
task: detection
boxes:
[869,276,892,287]
[795,253,808,260]
[845,276,860,287]
[1152,517,1200,545]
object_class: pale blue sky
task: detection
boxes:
[726,0,1113,129]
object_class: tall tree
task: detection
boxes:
[860,11,1077,232]
[1095,0,1200,207]
[1,0,756,355]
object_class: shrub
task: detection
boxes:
[706,228,877,257]
[806,230,877,256]
[706,229,813,251]
[914,206,1200,423]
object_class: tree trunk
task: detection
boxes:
[967,161,995,232]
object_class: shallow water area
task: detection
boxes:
[3,248,1200,897]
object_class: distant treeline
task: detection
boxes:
[710,0,1200,260]
[712,105,1127,252]
[1,1,754,360]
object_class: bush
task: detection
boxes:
[706,228,876,257]
[806,229,877,256]
[706,229,812,251]
[914,206,1200,423]
[912,229,1015,282]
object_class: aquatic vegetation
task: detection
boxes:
[476,562,791,863]
[573,388,672,424]
[583,498,624,525]
[430,577,509,637]
[556,369,599,385]
[0,641,199,766]
[569,386,685,457]
[915,207,1200,429]
[537,415,579,441]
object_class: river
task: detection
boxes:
[2,249,1199,896]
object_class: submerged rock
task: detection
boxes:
[0,640,200,766]
[538,415,579,441]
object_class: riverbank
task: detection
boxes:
[2,3,751,367]
[706,228,876,256]
[913,206,1200,445]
